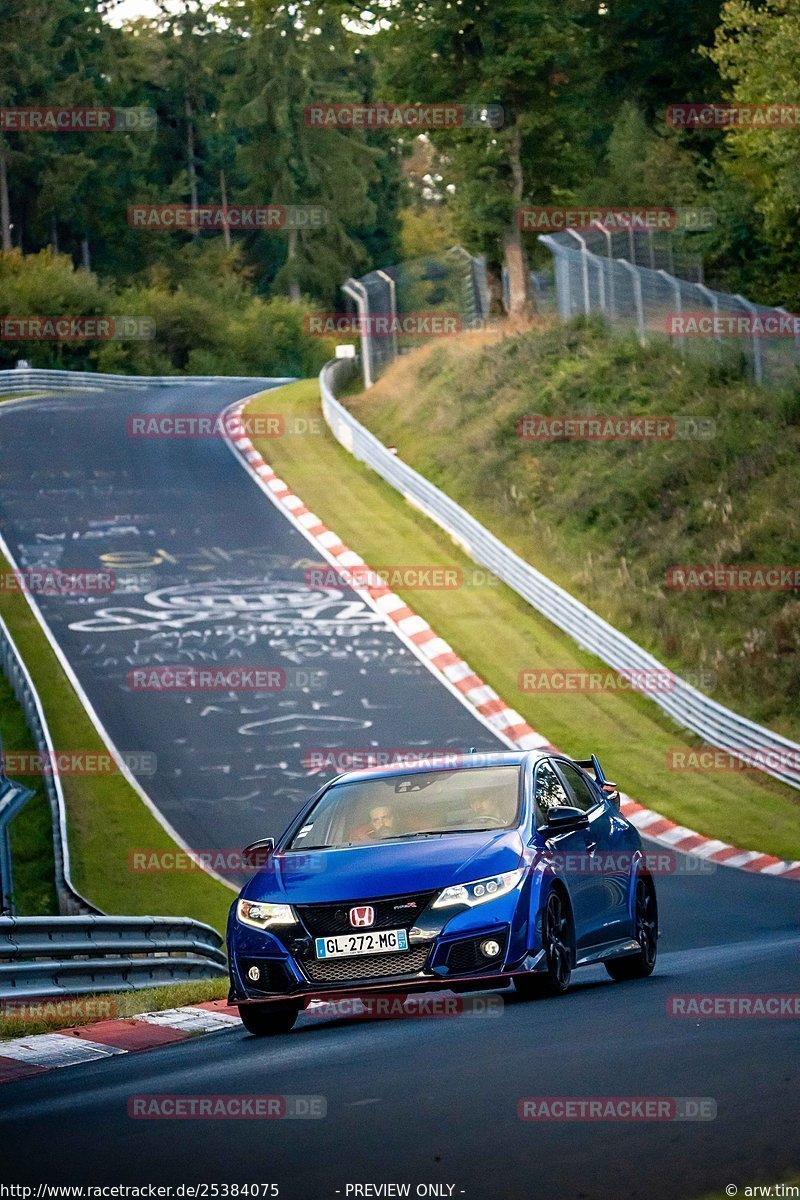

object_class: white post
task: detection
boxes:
[342,279,373,389]
[734,294,763,384]
[658,268,684,354]
[619,260,646,346]
[376,269,398,361]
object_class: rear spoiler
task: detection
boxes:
[573,755,620,807]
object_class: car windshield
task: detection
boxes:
[286,765,521,850]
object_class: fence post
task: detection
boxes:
[775,306,800,376]
[695,284,722,344]
[619,260,646,345]
[591,221,614,318]
[375,269,398,362]
[342,279,373,389]
[565,230,591,314]
[658,269,684,355]
[734,294,763,383]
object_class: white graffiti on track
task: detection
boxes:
[68,579,384,632]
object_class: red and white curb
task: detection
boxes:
[223,396,800,884]
[0,1000,241,1085]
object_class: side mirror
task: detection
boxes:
[545,805,590,833]
[602,782,621,810]
[242,837,275,869]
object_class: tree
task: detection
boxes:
[216,0,391,303]
[355,0,583,316]
[705,0,800,304]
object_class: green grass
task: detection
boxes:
[0,673,58,915]
[0,977,229,1040]
[243,379,800,862]
[346,321,800,742]
[0,551,235,931]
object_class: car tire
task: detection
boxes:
[515,888,573,999]
[604,876,658,981]
[238,1002,299,1036]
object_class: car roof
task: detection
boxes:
[332,749,544,786]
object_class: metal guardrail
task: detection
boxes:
[0,368,294,394]
[0,915,227,999]
[320,357,800,791]
[0,767,34,914]
[0,614,101,915]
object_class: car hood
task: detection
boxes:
[242,829,525,904]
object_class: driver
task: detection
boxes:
[367,804,396,838]
[352,804,398,842]
[465,792,505,826]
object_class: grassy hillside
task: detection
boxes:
[345,321,800,742]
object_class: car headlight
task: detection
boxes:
[432,867,525,909]
[236,899,296,930]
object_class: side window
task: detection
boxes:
[534,760,569,822]
[558,763,600,813]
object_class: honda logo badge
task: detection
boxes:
[349,905,375,928]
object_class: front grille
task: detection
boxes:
[296,891,436,937]
[302,943,431,983]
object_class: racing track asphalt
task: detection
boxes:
[0,381,798,1197]
[0,380,502,866]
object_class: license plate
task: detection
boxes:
[315,929,409,959]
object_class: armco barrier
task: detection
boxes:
[0,367,294,394]
[0,614,99,916]
[319,357,800,791]
[0,915,227,999]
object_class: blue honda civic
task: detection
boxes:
[227,750,658,1035]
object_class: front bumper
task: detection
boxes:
[228,886,538,1007]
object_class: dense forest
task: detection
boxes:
[1,0,799,372]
